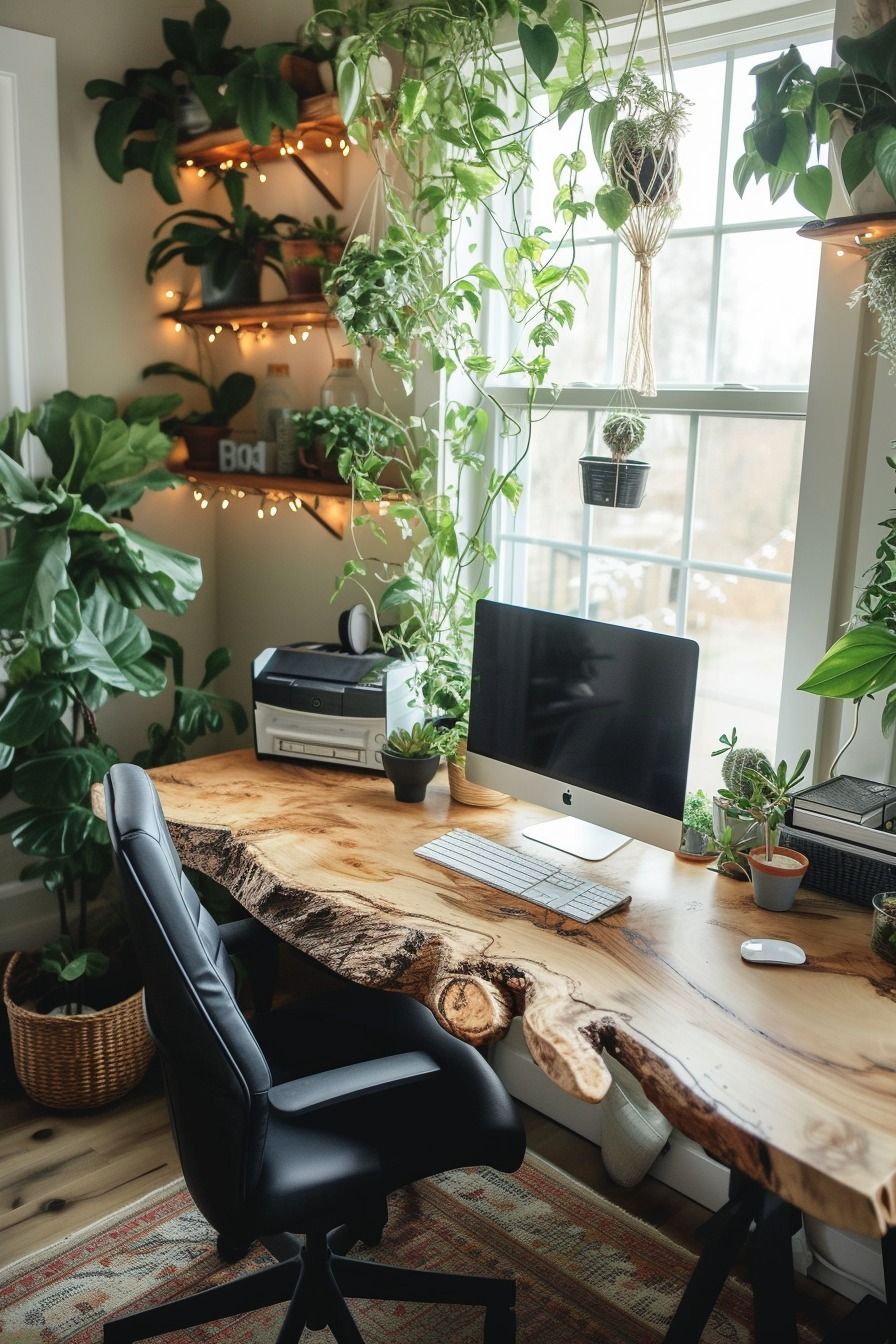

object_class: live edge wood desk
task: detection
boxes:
[108,750,896,1251]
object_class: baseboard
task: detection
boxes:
[0,878,57,954]
[490,1020,884,1302]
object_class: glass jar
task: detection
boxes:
[871,891,896,966]
[320,357,367,409]
[256,363,300,442]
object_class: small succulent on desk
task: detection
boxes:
[717,750,811,866]
[384,721,443,759]
[710,826,752,881]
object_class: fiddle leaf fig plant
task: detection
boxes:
[798,455,896,732]
[0,389,246,1011]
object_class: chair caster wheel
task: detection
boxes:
[484,1304,516,1344]
[216,1233,250,1263]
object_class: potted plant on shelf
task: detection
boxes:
[798,454,896,741]
[580,406,650,508]
[734,16,896,219]
[146,174,296,308]
[279,215,347,296]
[293,403,404,483]
[381,722,443,803]
[0,389,246,1109]
[142,360,255,468]
[85,0,326,205]
[717,748,812,912]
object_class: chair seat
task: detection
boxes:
[249,983,524,1234]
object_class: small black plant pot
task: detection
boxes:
[381,750,440,803]
[580,457,650,508]
[200,260,260,309]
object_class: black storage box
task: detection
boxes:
[779,824,895,909]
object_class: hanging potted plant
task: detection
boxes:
[580,405,650,508]
[0,390,247,1109]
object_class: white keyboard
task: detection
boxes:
[415,828,629,924]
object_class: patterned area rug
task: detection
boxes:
[0,1154,816,1343]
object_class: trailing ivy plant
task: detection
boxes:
[308,0,648,727]
[0,391,246,1009]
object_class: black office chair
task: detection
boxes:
[102,764,525,1344]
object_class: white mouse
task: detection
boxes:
[740,938,806,966]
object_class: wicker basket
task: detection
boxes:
[448,740,511,808]
[3,953,155,1110]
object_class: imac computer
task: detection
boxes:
[465,600,699,860]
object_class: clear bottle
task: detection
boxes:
[256,363,301,442]
[320,357,368,409]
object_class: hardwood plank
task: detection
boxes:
[93,750,896,1239]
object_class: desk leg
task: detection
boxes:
[884,1227,896,1341]
[751,1190,799,1344]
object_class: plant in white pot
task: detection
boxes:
[717,748,812,912]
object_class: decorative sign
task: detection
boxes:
[218,439,278,473]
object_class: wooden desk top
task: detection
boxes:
[104,750,896,1239]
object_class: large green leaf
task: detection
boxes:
[450,161,502,201]
[775,114,811,174]
[31,392,116,481]
[0,804,107,858]
[13,746,112,808]
[0,411,36,472]
[76,414,169,491]
[793,165,832,220]
[837,17,896,83]
[210,372,256,422]
[69,588,161,698]
[841,128,877,194]
[588,99,616,162]
[0,523,70,632]
[517,21,558,85]
[337,57,362,126]
[122,531,202,604]
[798,624,896,699]
[93,96,141,182]
[0,678,68,746]
[874,127,896,203]
[595,184,631,230]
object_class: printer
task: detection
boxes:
[252,643,420,771]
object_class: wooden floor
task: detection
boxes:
[0,1062,849,1336]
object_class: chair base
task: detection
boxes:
[102,1227,516,1344]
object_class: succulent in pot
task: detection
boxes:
[145,174,297,307]
[580,406,650,509]
[142,361,255,468]
[279,214,348,296]
[381,721,443,803]
[602,408,647,461]
[710,726,770,847]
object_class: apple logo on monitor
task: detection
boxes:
[562,789,572,806]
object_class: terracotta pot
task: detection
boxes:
[747,846,809,913]
[180,423,226,469]
[281,239,344,297]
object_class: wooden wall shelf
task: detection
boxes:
[165,298,337,335]
[797,211,896,254]
[185,469,352,538]
[176,95,347,167]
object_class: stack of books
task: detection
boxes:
[782,777,896,903]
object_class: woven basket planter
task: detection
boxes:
[3,953,154,1111]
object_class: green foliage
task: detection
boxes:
[850,238,896,377]
[715,728,811,863]
[602,409,647,461]
[40,935,110,1006]
[0,388,247,1002]
[141,361,255,427]
[86,0,317,205]
[293,405,405,497]
[682,789,714,839]
[710,825,752,880]
[145,172,295,291]
[384,720,443,758]
[734,19,896,218]
[282,214,347,245]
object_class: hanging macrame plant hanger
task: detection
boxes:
[611,0,687,397]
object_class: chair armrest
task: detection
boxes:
[267,1051,441,1119]
[220,917,278,1014]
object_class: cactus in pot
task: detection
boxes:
[711,727,770,845]
[602,408,647,462]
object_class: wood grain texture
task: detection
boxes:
[93,750,896,1239]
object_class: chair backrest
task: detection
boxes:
[104,763,271,1237]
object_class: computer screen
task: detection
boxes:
[466,600,699,858]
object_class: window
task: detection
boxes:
[486,33,831,781]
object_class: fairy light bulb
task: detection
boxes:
[219,161,228,171]
[296,139,304,151]
[174,321,182,333]
[200,498,209,509]
[237,490,245,498]
[232,322,240,332]
[261,320,268,329]
[221,498,229,510]
[301,327,310,342]
[208,332,216,343]
[259,172,267,183]
[257,507,264,519]
[193,489,202,501]
[197,168,206,178]
[214,324,223,334]
[339,138,345,149]
[836,248,845,257]
[288,499,297,512]
[289,329,297,345]
[269,504,277,517]
[342,145,350,157]
[239,160,248,169]
[286,144,295,154]
[164,288,175,299]
[324,136,332,148]
[279,145,287,156]
[185,158,194,167]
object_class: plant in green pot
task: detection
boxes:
[717,749,812,912]
[142,360,255,468]
[146,174,295,308]
[381,721,442,803]
[0,388,246,1109]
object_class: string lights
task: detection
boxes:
[187,477,307,520]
